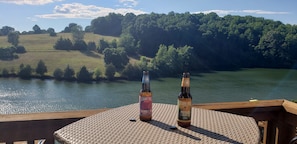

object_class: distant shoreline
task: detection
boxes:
[0,74,130,82]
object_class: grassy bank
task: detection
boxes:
[0,33,119,76]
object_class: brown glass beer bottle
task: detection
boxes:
[139,71,152,121]
[177,72,192,127]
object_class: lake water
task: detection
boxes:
[0,68,297,114]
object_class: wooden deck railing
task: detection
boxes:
[0,109,109,144]
[193,99,297,144]
[1,99,296,144]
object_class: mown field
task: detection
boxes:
[0,33,122,76]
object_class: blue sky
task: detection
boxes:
[0,0,296,32]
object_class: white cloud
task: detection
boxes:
[194,9,289,16]
[36,3,146,19]
[0,0,63,5]
[119,0,138,8]
[27,17,38,22]
[241,10,289,15]
[195,10,236,16]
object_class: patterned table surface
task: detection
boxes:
[54,103,260,144]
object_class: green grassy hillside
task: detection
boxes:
[0,33,119,76]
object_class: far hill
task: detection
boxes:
[2,12,297,79]
[0,33,121,76]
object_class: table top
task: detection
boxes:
[54,103,260,144]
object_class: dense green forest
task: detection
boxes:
[1,12,297,81]
[90,12,297,72]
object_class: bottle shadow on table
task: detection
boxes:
[148,120,201,141]
[189,125,243,144]
[148,120,242,144]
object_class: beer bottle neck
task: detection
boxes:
[142,83,150,91]
[180,77,190,93]
[181,87,190,93]
[181,77,190,87]
[142,73,150,91]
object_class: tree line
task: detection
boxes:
[89,12,297,73]
[1,12,297,80]
[0,25,57,36]
[0,60,118,82]
[0,23,89,36]
[52,12,297,79]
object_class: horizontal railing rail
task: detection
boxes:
[1,99,296,144]
[0,109,109,144]
[193,99,297,144]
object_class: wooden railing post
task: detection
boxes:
[266,120,277,144]
[265,109,297,144]
[277,122,296,144]
[258,121,267,144]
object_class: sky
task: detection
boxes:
[0,0,296,32]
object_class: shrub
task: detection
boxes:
[121,63,142,80]
[18,64,32,79]
[105,64,116,80]
[77,66,93,82]
[94,67,102,80]
[15,45,26,53]
[54,37,73,50]
[63,65,75,81]
[73,40,87,51]
[2,68,9,77]
[53,68,63,80]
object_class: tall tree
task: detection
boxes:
[1,68,9,77]
[84,26,93,32]
[63,65,75,81]
[105,63,116,80]
[36,60,48,76]
[33,24,42,34]
[109,39,117,48]
[256,30,286,67]
[77,66,93,82]
[18,64,32,79]
[121,63,142,80]
[87,41,96,51]
[63,23,78,33]
[0,26,15,36]
[76,66,93,82]
[0,48,14,60]
[54,37,73,50]
[285,32,297,63]
[91,13,123,36]
[97,39,109,53]
[47,28,57,36]
[71,25,85,42]
[103,48,129,70]
[94,67,102,80]
[121,13,136,34]
[73,40,87,51]
[53,68,64,80]
[119,34,138,55]
[152,45,195,76]
[7,31,19,46]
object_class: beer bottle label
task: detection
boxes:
[178,99,191,120]
[139,95,152,116]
